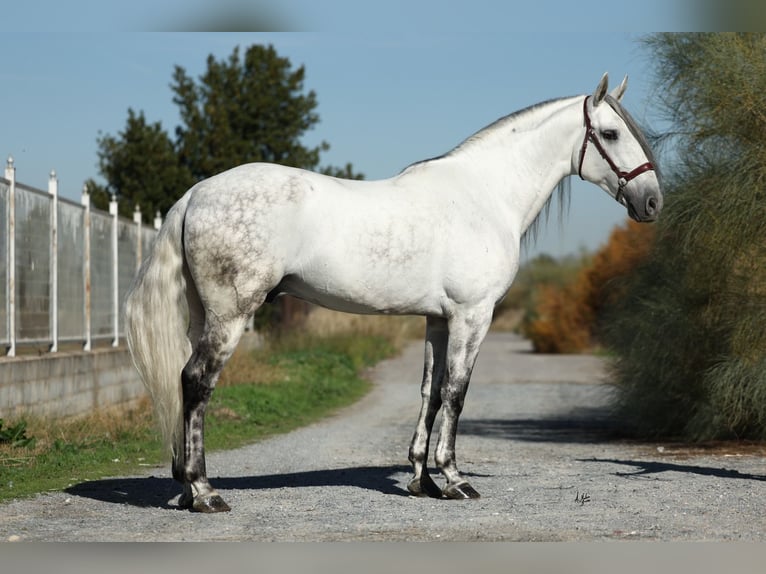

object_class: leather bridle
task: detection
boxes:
[577,96,655,204]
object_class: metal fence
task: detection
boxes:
[1,157,161,356]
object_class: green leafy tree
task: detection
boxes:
[93,43,363,220]
[88,109,193,221]
[172,44,362,181]
[605,33,766,440]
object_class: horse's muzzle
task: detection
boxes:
[626,190,662,222]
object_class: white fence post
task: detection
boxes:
[5,156,16,357]
[154,210,162,230]
[81,184,92,351]
[109,195,119,347]
[133,205,142,271]
[48,170,59,352]
[1,174,161,355]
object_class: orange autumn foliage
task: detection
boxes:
[525,283,591,353]
[525,219,656,353]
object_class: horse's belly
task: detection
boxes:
[274,273,440,316]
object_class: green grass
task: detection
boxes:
[0,334,396,504]
[206,335,393,450]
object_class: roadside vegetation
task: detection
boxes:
[604,33,766,441]
[510,220,655,354]
[494,251,590,337]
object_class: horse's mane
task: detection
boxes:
[399,97,577,174]
[521,176,571,250]
[449,97,579,158]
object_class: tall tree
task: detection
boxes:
[172,44,359,181]
[93,43,362,220]
[605,33,766,440]
[89,109,193,221]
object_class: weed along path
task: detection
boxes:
[2,332,765,541]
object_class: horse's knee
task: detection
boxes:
[440,386,466,417]
[408,441,426,465]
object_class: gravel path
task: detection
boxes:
[2,332,765,541]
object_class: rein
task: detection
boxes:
[577,96,654,203]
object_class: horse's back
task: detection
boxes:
[179,161,514,318]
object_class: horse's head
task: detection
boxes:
[577,73,663,222]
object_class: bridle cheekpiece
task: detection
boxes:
[577,96,655,204]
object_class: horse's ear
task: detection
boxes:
[593,73,609,106]
[610,75,628,102]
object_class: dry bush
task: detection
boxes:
[525,219,655,353]
[525,284,590,353]
[218,332,285,387]
[302,307,423,350]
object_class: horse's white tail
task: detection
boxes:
[125,191,193,461]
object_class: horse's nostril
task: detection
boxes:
[647,196,658,214]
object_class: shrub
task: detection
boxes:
[604,33,766,440]
[524,283,590,353]
[523,219,655,353]
[498,252,588,335]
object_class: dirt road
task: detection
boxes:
[2,332,765,541]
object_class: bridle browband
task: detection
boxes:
[577,96,655,204]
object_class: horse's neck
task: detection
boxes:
[408,97,584,235]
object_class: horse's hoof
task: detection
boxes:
[443,482,481,500]
[191,494,231,513]
[407,475,443,499]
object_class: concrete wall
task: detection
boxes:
[0,347,146,419]
[0,333,264,420]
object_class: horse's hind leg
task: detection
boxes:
[407,316,448,498]
[177,313,250,512]
[172,260,205,493]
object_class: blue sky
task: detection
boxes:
[2,1,693,259]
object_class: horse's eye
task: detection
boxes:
[600,129,619,141]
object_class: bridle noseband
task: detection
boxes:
[577,96,655,204]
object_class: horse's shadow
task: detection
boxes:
[65,464,427,509]
[580,458,766,482]
[458,407,620,444]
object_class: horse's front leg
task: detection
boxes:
[435,307,492,499]
[407,316,448,498]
